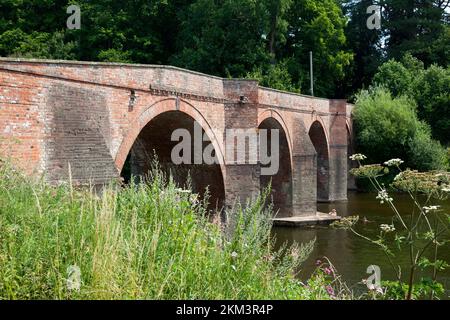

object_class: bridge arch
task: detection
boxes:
[258,115,293,217]
[116,98,226,211]
[308,120,330,202]
[258,109,293,165]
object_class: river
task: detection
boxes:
[273,191,450,297]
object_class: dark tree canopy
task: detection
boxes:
[0,0,448,147]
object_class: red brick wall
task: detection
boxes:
[0,58,352,215]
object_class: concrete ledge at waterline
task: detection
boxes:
[272,212,341,227]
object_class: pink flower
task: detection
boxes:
[324,267,332,275]
[315,259,322,266]
[326,285,335,296]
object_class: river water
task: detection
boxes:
[273,191,450,296]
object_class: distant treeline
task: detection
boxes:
[0,0,448,99]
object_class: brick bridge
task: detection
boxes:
[0,58,353,217]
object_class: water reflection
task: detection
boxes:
[273,191,450,296]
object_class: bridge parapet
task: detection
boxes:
[0,58,352,216]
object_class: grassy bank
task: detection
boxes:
[0,162,331,300]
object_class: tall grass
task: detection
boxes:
[0,161,318,299]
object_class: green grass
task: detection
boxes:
[0,161,324,300]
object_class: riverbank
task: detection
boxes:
[274,192,450,297]
[0,162,334,300]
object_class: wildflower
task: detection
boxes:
[376,287,384,295]
[315,259,322,266]
[326,285,335,296]
[175,188,191,194]
[189,193,199,205]
[349,153,367,161]
[263,254,274,262]
[423,205,440,214]
[66,265,81,292]
[290,246,300,260]
[380,224,395,233]
[376,189,393,204]
[384,158,404,167]
[231,251,238,259]
[393,172,403,181]
[324,267,332,275]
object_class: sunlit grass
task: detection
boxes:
[0,161,319,300]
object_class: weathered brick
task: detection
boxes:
[0,58,353,216]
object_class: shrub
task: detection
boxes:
[353,87,447,172]
[373,54,450,145]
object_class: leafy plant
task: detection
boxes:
[353,87,447,172]
[0,159,319,300]
[335,154,450,300]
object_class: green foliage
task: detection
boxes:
[346,156,450,299]
[170,0,271,77]
[0,0,353,97]
[382,0,450,67]
[246,61,300,93]
[407,124,449,171]
[353,87,447,171]
[0,0,448,100]
[97,49,132,63]
[373,54,450,145]
[341,0,383,95]
[412,65,450,145]
[0,29,76,59]
[0,161,320,299]
[378,279,445,300]
[342,0,450,98]
[284,0,353,97]
[373,58,417,97]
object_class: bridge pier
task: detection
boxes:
[290,115,318,216]
[291,154,317,215]
[328,100,348,202]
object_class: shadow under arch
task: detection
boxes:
[116,99,225,211]
[308,120,330,202]
[258,117,293,217]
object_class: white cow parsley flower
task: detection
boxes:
[423,205,440,214]
[384,158,404,167]
[376,189,393,204]
[349,153,367,161]
[380,224,395,233]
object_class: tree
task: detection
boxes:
[382,0,450,67]
[412,65,450,145]
[75,0,187,63]
[170,0,271,77]
[245,60,300,92]
[0,0,76,60]
[373,54,450,145]
[341,0,384,96]
[266,0,293,61]
[353,87,447,171]
[283,0,353,97]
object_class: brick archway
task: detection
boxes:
[115,98,225,178]
[308,120,330,202]
[258,109,293,167]
[116,98,226,210]
[258,115,293,217]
